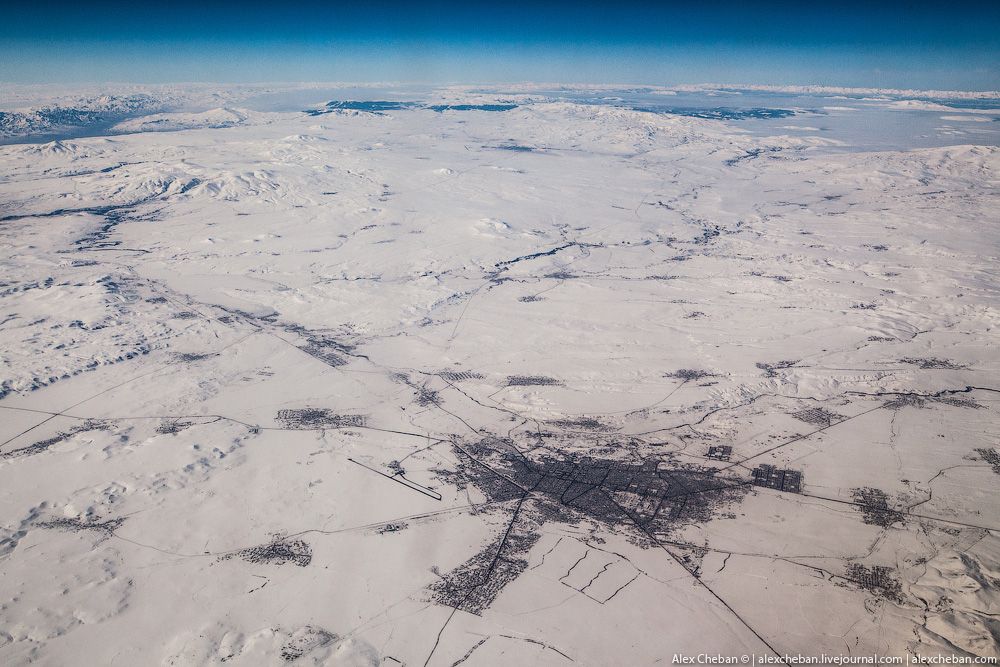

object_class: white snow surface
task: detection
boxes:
[1,87,999,666]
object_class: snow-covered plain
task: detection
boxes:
[1,86,999,665]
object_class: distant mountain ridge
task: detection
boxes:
[0,94,164,140]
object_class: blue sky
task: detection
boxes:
[2,1,998,89]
